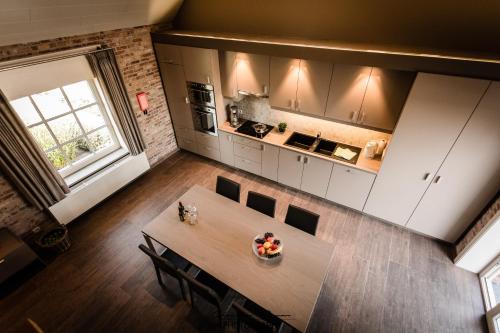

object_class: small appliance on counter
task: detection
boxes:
[364,139,387,159]
[229,104,242,128]
[236,120,274,139]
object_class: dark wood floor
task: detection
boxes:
[0,151,487,333]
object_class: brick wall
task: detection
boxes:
[0,25,177,235]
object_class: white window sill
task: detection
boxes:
[65,148,130,188]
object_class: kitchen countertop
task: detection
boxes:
[219,122,383,174]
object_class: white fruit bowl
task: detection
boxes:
[252,233,283,261]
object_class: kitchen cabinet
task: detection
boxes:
[181,46,214,84]
[154,43,182,65]
[325,65,372,123]
[363,73,490,227]
[218,132,234,166]
[177,135,197,153]
[295,60,333,116]
[326,164,376,211]
[220,52,269,98]
[195,132,220,161]
[261,143,279,181]
[406,81,500,242]
[277,148,304,189]
[269,57,301,110]
[358,68,415,131]
[234,156,261,175]
[159,63,192,129]
[300,155,333,197]
[219,51,237,98]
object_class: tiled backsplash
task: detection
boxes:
[225,96,391,148]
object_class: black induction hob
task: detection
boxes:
[235,120,274,139]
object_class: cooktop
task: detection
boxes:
[235,120,274,139]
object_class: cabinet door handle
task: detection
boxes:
[434,175,441,184]
[263,85,269,94]
[352,111,359,122]
[206,76,211,84]
[346,169,351,173]
[359,112,366,124]
[184,96,190,104]
[0,258,5,264]
[295,99,300,110]
[261,144,264,151]
[297,155,303,162]
[289,99,294,109]
[304,156,309,164]
[422,173,431,181]
[228,136,232,142]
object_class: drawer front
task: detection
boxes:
[197,144,220,161]
[232,135,263,150]
[177,136,197,153]
[0,245,37,284]
[175,126,196,141]
[233,142,262,163]
[195,131,220,150]
[326,164,376,211]
[218,132,235,166]
[234,156,261,175]
[155,43,182,65]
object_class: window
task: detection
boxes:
[10,79,124,178]
[481,256,500,333]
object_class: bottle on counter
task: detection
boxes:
[178,202,185,222]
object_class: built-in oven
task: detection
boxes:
[187,81,215,108]
[191,104,217,136]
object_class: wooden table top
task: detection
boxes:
[142,185,334,332]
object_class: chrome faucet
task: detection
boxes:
[315,132,321,143]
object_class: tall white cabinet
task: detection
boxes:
[406,81,500,242]
[364,73,490,227]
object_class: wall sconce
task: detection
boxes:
[136,92,149,115]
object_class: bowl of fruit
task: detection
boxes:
[252,232,283,260]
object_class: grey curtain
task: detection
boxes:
[0,90,69,210]
[86,50,146,155]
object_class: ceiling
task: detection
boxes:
[173,0,500,58]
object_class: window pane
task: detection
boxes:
[10,97,42,126]
[29,124,56,150]
[62,139,92,164]
[47,114,82,144]
[46,149,69,170]
[88,127,113,151]
[32,88,70,119]
[76,105,106,132]
[487,265,500,308]
[63,81,96,109]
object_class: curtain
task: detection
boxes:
[0,91,69,210]
[86,50,146,155]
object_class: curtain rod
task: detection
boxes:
[0,45,114,73]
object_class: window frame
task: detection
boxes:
[16,79,123,178]
[480,255,500,333]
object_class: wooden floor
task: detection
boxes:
[0,151,487,333]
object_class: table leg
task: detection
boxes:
[143,233,157,254]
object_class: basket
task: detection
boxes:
[37,226,71,253]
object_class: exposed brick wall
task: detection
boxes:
[0,25,177,235]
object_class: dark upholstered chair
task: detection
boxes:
[177,269,230,326]
[246,191,277,218]
[216,175,241,202]
[232,299,283,333]
[138,244,190,299]
[284,204,319,236]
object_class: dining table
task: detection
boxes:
[142,184,334,332]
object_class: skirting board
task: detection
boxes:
[454,210,500,273]
[49,152,150,225]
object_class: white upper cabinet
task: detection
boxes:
[325,65,371,123]
[220,52,270,98]
[363,73,489,226]
[219,51,237,98]
[277,148,305,189]
[181,46,214,84]
[261,143,279,181]
[154,43,183,65]
[295,60,333,116]
[269,57,300,110]
[326,164,376,211]
[358,68,415,131]
[406,81,500,242]
[300,155,333,197]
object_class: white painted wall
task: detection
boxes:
[0,0,184,46]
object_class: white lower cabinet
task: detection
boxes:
[177,135,197,153]
[277,149,304,189]
[300,155,333,197]
[218,132,234,166]
[195,132,220,161]
[261,143,279,181]
[233,142,262,163]
[326,164,376,211]
[234,156,261,175]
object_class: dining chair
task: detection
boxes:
[216,175,241,202]
[232,300,283,333]
[138,244,189,299]
[177,269,230,327]
[284,204,320,236]
[246,191,277,218]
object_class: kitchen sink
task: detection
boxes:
[314,139,337,156]
[284,132,317,151]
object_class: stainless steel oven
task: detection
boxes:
[191,104,217,136]
[187,81,215,108]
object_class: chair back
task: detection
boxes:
[246,191,276,218]
[177,269,222,308]
[232,302,276,333]
[216,176,240,202]
[138,244,178,278]
[284,204,319,235]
